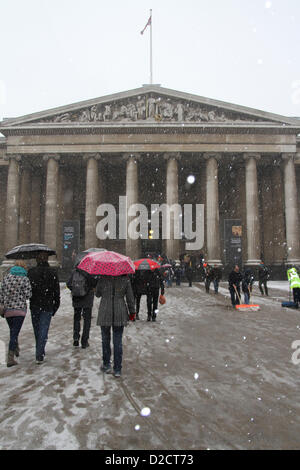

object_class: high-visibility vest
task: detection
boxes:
[287,268,300,289]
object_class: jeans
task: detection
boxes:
[213,280,219,294]
[101,326,124,373]
[244,292,250,304]
[73,307,92,345]
[31,310,52,360]
[6,316,25,351]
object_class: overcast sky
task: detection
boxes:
[0,0,300,121]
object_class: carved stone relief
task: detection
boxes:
[39,94,259,124]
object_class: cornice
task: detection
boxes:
[1,122,299,137]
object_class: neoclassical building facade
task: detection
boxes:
[0,85,300,275]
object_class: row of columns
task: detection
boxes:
[2,152,300,266]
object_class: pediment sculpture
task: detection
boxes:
[38,94,259,124]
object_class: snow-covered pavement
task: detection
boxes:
[1,282,300,450]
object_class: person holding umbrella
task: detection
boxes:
[77,251,136,377]
[0,260,32,367]
[27,252,60,364]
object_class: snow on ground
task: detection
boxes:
[1,281,300,450]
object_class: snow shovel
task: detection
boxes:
[234,286,260,312]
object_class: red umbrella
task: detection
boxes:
[77,250,135,276]
[134,258,161,271]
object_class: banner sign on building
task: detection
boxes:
[224,219,243,267]
[62,221,80,271]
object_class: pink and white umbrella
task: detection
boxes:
[77,250,135,276]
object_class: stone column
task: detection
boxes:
[282,153,300,264]
[43,155,60,263]
[125,154,140,259]
[204,153,222,265]
[271,162,286,265]
[164,153,181,261]
[19,166,31,244]
[4,155,21,253]
[244,154,261,266]
[84,153,100,249]
[30,172,42,242]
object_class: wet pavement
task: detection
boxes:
[0,281,300,450]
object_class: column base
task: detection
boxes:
[285,259,300,267]
[48,259,60,268]
[207,259,223,266]
[244,259,262,266]
[0,259,14,279]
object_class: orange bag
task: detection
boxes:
[159,294,166,305]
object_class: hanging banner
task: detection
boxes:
[224,219,243,267]
[62,220,80,270]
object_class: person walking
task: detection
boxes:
[96,275,135,377]
[212,265,222,294]
[27,252,60,364]
[131,270,148,320]
[174,262,183,286]
[204,264,214,293]
[67,267,97,348]
[0,260,32,367]
[287,266,300,307]
[258,262,270,296]
[145,268,165,322]
[228,265,243,307]
[242,268,255,304]
[186,263,193,287]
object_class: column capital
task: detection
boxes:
[122,153,141,162]
[4,154,22,162]
[203,153,222,162]
[83,152,102,162]
[281,152,296,162]
[43,154,60,162]
[243,153,261,162]
[163,152,181,162]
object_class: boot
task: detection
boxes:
[15,343,20,358]
[7,350,18,368]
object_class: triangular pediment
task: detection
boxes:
[1,85,300,128]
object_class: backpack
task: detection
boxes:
[72,270,88,297]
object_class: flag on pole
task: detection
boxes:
[140,14,151,35]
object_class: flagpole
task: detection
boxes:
[150,9,153,84]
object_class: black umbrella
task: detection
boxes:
[5,243,56,260]
[74,247,107,266]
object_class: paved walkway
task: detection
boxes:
[0,282,300,450]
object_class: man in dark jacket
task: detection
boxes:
[205,264,214,293]
[132,271,148,320]
[258,262,270,296]
[67,268,97,348]
[145,269,165,322]
[228,265,243,307]
[27,252,60,364]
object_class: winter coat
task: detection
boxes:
[95,275,135,327]
[242,269,255,293]
[27,262,60,314]
[146,269,165,293]
[67,269,97,309]
[0,266,32,317]
[228,270,243,287]
[212,266,222,282]
[132,271,149,296]
[258,264,270,282]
